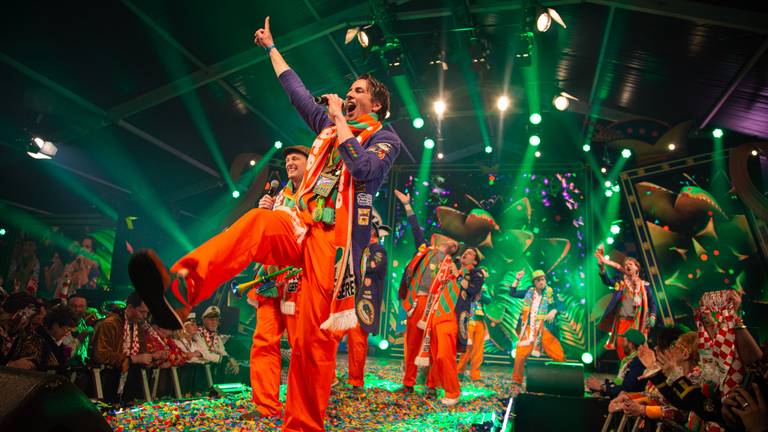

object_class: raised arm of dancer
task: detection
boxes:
[254,17,330,134]
[394,190,427,249]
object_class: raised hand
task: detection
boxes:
[254,16,274,48]
[636,344,656,369]
[515,269,525,281]
[394,189,411,205]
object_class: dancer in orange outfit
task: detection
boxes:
[344,220,389,389]
[395,190,459,393]
[509,269,566,387]
[241,145,308,420]
[457,263,490,382]
[129,17,401,432]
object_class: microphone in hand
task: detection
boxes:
[314,96,348,114]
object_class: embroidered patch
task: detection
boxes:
[357,299,375,326]
[286,277,299,293]
[357,208,370,225]
[356,193,373,207]
[369,142,392,160]
[459,311,469,340]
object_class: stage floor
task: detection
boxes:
[106,355,516,431]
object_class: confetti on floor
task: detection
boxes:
[106,355,517,431]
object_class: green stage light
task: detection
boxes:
[534,150,541,158]
[412,117,424,129]
[0,228,5,236]
[606,236,615,245]
[378,339,389,350]
[610,224,621,234]
[605,189,613,197]
[274,141,283,149]
[582,144,591,152]
[424,138,435,149]
[621,148,632,158]
[604,180,612,188]
[712,128,724,139]
[529,113,542,125]
[581,352,593,364]
[232,190,240,198]
[529,135,541,146]
[484,145,493,154]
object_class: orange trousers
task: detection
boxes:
[345,324,368,387]
[457,319,486,381]
[615,318,634,360]
[402,295,427,387]
[249,297,297,416]
[425,316,461,399]
[512,327,565,384]
[171,209,340,432]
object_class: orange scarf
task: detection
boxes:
[294,114,382,331]
[415,255,456,367]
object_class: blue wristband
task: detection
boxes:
[265,44,276,53]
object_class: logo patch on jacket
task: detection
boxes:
[368,142,392,160]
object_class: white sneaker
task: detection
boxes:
[440,397,459,407]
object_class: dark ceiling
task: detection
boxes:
[1,0,767,219]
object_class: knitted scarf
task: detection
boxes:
[200,327,223,354]
[517,287,555,356]
[695,291,743,398]
[121,319,140,357]
[293,114,382,332]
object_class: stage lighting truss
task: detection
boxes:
[27,137,58,159]
[428,45,448,70]
[470,38,491,71]
[345,23,385,49]
[381,38,404,75]
[515,32,534,66]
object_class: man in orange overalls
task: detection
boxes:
[129,18,401,432]
[242,145,308,420]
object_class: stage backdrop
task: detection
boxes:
[376,163,596,365]
[617,146,768,340]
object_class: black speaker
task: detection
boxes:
[514,393,609,432]
[525,361,584,397]
[0,367,113,432]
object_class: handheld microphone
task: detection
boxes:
[314,96,349,113]
[263,179,281,197]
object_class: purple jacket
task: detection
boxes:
[597,271,657,333]
[278,69,402,290]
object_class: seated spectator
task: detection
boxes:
[1,292,41,363]
[145,324,186,368]
[199,306,240,377]
[5,305,77,373]
[61,293,96,366]
[587,328,648,398]
[92,292,164,404]
[174,313,214,364]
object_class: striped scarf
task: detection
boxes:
[414,256,456,367]
[294,114,382,332]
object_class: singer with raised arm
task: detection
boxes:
[127,17,402,432]
[241,144,308,421]
[594,245,657,360]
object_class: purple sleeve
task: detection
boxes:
[407,213,427,250]
[337,130,401,181]
[278,69,332,135]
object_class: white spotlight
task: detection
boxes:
[437,152,444,160]
[553,95,569,111]
[433,100,447,117]
[536,11,552,32]
[668,143,676,151]
[496,95,511,112]
[27,137,58,160]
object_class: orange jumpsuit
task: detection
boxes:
[247,266,300,417]
[171,208,339,431]
[423,278,462,400]
[457,319,486,381]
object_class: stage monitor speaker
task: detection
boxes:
[0,367,113,432]
[514,392,609,432]
[219,305,240,335]
[525,361,584,397]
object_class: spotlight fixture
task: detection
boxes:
[529,135,541,146]
[529,113,542,125]
[484,145,493,154]
[606,236,615,244]
[752,149,759,156]
[469,38,491,71]
[552,92,577,111]
[582,144,591,152]
[535,8,567,32]
[382,39,404,75]
[274,140,283,149]
[496,95,511,112]
[600,167,607,174]
[424,138,435,149]
[378,339,389,350]
[604,180,612,188]
[412,117,424,129]
[610,224,621,235]
[668,143,676,151]
[534,150,541,158]
[27,137,58,159]
[515,32,534,66]
[345,23,384,49]
[437,152,444,159]
[249,159,256,166]
[712,128,724,139]
[433,100,447,117]
[621,148,632,158]
[428,45,448,70]
[232,190,240,199]
[581,352,593,364]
